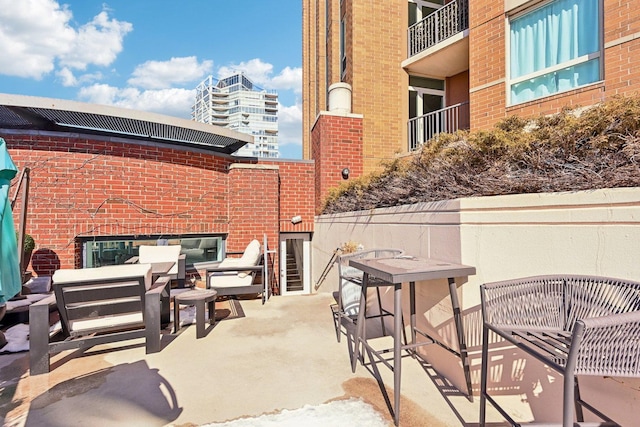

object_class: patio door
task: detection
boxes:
[279,233,311,295]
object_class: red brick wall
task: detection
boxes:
[470,0,640,130]
[227,165,277,251]
[266,161,316,233]
[603,1,640,96]
[311,113,363,212]
[3,133,315,283]
[469,1,506,130]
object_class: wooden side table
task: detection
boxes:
[173,289,217,338]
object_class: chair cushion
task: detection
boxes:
[341,279,361,316]
[209,271,254,288]
[239,240,261,265]
[214,240,261,277]
[53,263,153,290]
[138,245,181,262]
[138,245,181,275]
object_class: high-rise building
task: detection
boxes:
[192,72,279,158]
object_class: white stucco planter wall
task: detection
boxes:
[313,187,640,425]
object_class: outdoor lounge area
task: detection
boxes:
[1,95,640,426]
[2,187,640,426]
[0,293,468,427]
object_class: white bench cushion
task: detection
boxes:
[70,312,144,333]
[53,263,153,290]
[138,245,181,275]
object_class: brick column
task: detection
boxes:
[311,112,363,212]
[227,162,279,252]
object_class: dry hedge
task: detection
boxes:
[321,95,640,214]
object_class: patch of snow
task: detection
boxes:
[201,398,390,427]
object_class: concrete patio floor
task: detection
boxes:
[0,293,483,426]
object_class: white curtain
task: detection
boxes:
[510,0,599,104]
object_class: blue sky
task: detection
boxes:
[0,0,303,159]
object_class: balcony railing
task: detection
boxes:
[408,0,469,57]
[408,102,470,151]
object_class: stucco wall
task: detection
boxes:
[313,187,640,424]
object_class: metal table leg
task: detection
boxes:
[393,282,403,426]
[448,277,473,400]
[352,272,369,373]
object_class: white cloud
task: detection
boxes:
[0,0,75,78]
[0,1,131,79]
[218,58,273,86]
[78,84,195,119]
[270,66,302,93]
[59,11,132,70]
[128,56,213,90]
[217,58,301,93]
[278,101,302,148]
[56,68,105,87]
[56,67,77,87]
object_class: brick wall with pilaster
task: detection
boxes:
[262,160,315,233]
[4,133,231,275]
[227,164,279,253]
[349,0,406,173]
[227,164,281,291]
[311,112,363,213]
[3,133,315,289]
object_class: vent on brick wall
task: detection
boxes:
[0,94,252,155]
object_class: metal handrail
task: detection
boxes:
[314,247,342,290]
[408,102,470,151]
[408,0,469,57]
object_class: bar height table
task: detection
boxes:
[349,256,476,426]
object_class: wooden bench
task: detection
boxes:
[29,263,170,375]
[480,275,640,427]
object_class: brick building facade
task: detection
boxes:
[304,0,640,209]
[303,0,406,179]
[3,132,315,291]
[469,0,640,129]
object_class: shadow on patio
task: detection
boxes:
[1,294,475,427]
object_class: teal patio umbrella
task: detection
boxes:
[0,137,21,304]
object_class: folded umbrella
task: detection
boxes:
[0,137,21,304]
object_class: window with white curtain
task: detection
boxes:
[508,0,601,105]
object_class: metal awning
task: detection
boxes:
[0,93,253,155]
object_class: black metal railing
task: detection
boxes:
[408,0,469,57]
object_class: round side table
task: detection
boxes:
[173,289,217,338]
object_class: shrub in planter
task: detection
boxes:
[16,232,35,273]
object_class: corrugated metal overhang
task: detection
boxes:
[0,93,253,155]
